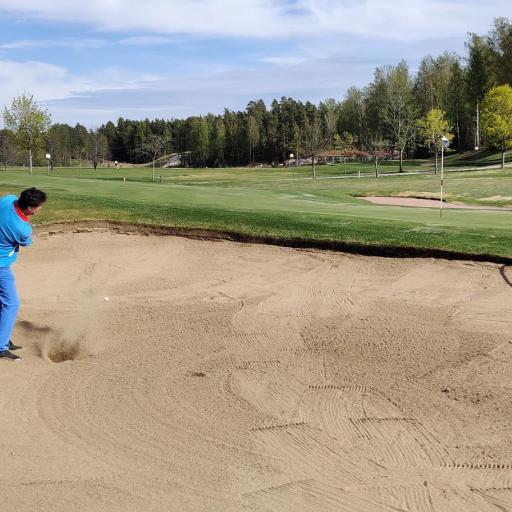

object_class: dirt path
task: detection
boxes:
[3,229,512,511]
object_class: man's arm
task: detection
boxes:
[18,233,32,247]
[13,225,32,247]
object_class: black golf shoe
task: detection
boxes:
[0,350,21,361]
[8,341,22,351]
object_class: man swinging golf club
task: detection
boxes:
[0,187,47,361]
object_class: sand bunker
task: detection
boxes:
[3,228,512,511]
[362,196,510,209]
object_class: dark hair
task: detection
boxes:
[18,188,47,209]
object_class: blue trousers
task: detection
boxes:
[0,266,19,351]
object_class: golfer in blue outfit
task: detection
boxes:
[0,188,46,361]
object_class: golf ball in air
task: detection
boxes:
[104,296,110,301]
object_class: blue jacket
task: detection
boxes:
[0,195,32,267]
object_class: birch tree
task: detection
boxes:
[3,94,51,174]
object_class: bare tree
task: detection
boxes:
[302,115,325,180]
[365,128,388,178]
[138,133,171,181]
[88,128,108,170]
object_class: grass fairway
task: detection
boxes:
[1,162,512,260]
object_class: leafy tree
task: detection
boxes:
[414,53,458,115]
[189,117,210,166]
[246,100,266,162]
[3,94,51,174]
[71,123,89,167]
[286,124,301,169]
[320,99,338,149]
[466,33,495,149]
[446,59,470,150]
[481,84,512,168]
[488,17,512,86]
[132,122,150,162]
[333,132,355,174]
[222,110,240,166]
[265,107,279,164]
[0,129,11,170]
[417,109,454,174]
[372,62,418,172]
[47,124,74,167]
[102,121,117,161]
[338,87,366,146]
[274,97,303,162]
[211,118,226,167]
[247,116,260,163]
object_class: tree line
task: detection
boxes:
[2,17,512,172]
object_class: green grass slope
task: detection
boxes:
[1,161,512,260]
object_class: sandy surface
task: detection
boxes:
[362,196,510,209]
[2,228,512,511]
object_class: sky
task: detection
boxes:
[0,0,511,127]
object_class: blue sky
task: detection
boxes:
[0,0,510,126]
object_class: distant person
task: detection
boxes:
[0,188,47,361]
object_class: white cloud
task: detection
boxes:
[0,38,106,50]
[303,0,506,40]
[261,55,309,66]
[0,60,82,106]
[0,0,288,38]
[0,59,165,121]
[0,0,509,40]
[35,56,376,125]
[118,35,185,45]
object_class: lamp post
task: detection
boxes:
[440,135,450,217]
[289,153,295,177]
[45,153,51,175]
